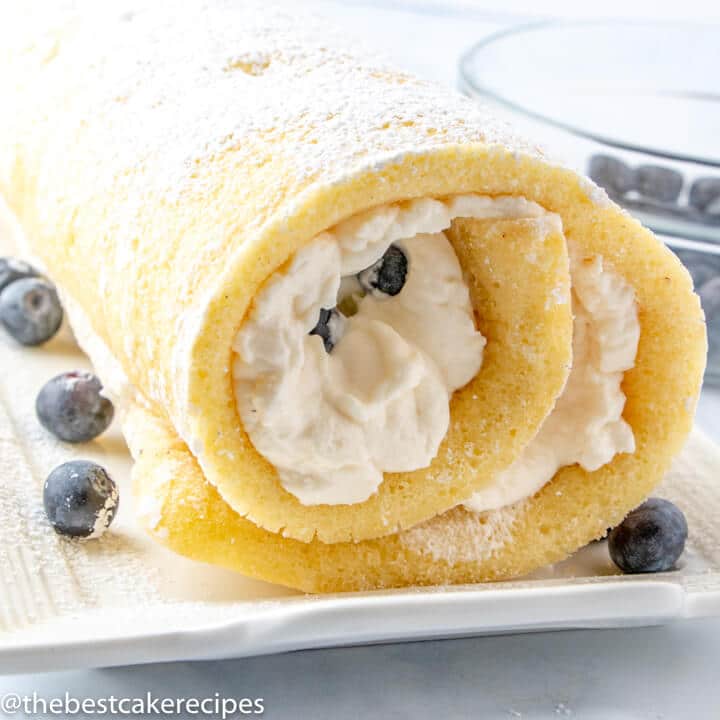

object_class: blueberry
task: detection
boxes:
[309,307,344,353]
[0,257,41,294]
[588,154,636,197]
[608,498,687,573]
[689,177,720,214]
[43,460,118,538]
[0,277,63,346]
[36,371,115,443]
[358,245,408,297]
[636,165,683,203]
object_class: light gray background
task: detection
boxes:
[1,2,719,718]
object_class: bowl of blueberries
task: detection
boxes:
[460,21,720,384]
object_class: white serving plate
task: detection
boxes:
[1,204,720,675]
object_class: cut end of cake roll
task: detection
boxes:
[187,179,577,543]
[129,154,705,593]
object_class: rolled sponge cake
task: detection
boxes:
[0,1,580,542]
[126,212,706,592]
[0,1,706,567]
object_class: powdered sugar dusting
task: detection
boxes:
[2,0,540,210]
[577,175,611,208]
[658,430,720,570]
[88,485,120,539]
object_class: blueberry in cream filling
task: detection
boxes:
[358,244,409,298]
[309,307,345,353]
[309,245,409,353]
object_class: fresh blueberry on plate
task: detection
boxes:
[309,307,344,353]
[588,154,636,197]
[43,460,119,538]
[636,165,683,203]
[0,256,41,294]
[36,371,115,443]
[608,497,687,573]
[0,277,63,345]
[358,244,408,297]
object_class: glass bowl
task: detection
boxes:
[460,21,720,383]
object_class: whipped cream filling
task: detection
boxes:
[233,194,639,509]
[463,242,640,513]
[233,195,545,505]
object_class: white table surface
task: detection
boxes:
[2,2,719,718]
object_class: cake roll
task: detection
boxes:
[0,1,706,587]
[124,211,706,592]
